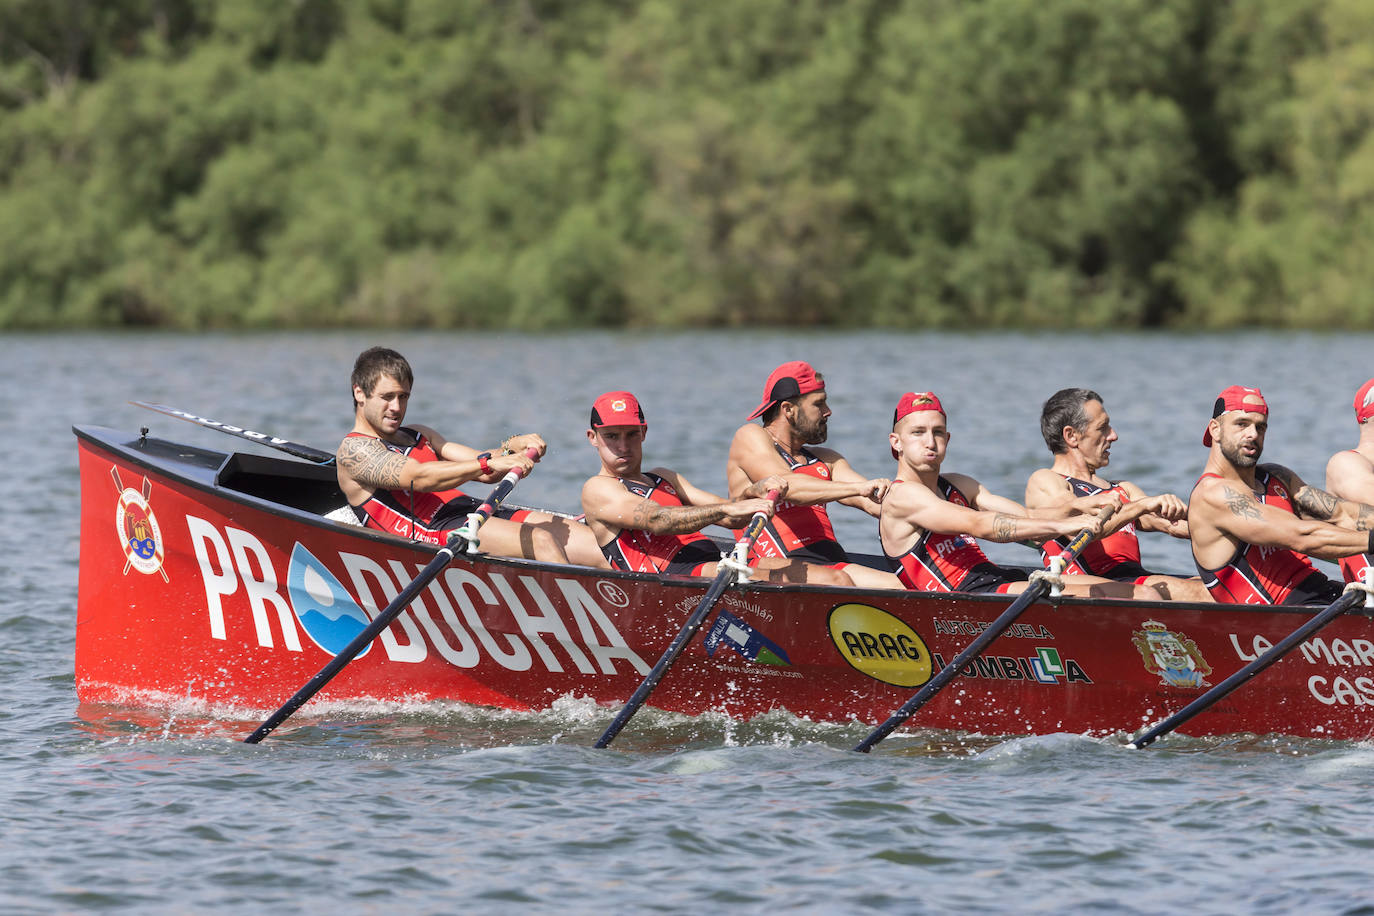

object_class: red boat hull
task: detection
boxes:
[75,425,1374,740]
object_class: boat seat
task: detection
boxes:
[324,506,363,526]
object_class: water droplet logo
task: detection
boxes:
[286,543,371,657]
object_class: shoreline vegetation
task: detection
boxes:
[2,0,1371,331]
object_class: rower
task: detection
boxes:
[1190,385,1374,604]
[880,390,1157,599]
[1024,388,1211,601]
[336,346,607,566]
[1324,378,1374,584]
[580,390,852,585]
[726,361,902,589]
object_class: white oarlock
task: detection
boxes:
[1345,566,1374,609]
[455,512,486,554]
[1028,555,1067,599]
[717,548,753,583]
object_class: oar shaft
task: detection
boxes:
[594,491,778,749]
[243,543,460,744]
[854,509,1109,753]
[130,401,336,464]
[1128,589,1362,749]
[243,452,538,744]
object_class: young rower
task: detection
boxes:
[1024,388,1211,602]
[336,346,607,566]
[581,390,852,585]
[726,361,902,589]
[1191,385,1374,604]
[880,391,1157,599]
[1325,378,1374,583]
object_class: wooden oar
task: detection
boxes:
[853,505,1114,753]
[131,401,336,464]
[1127,587,1365,749]
[242,448,540,744]
[593,490,780,749]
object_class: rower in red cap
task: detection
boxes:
[880,391,1153,598]
[726,361,903,589]
[1190,385,1374,604]
[581,390,853,585]
[1324,378,1374,585]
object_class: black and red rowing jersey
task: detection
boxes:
[601,473,718,574]
[1194,469,1331,605]
[1041,476,1148,580]
[744,444,847,564]
[347,429,525,545]
[884,478,1022,593]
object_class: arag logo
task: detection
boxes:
[827,604,931,687]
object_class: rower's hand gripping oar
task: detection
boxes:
[1127,572,1374,749]
[242,447,541,744]
[593,490,780,749]
[853,504,1115,754]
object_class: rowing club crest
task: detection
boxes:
[1132,620,1209,688]
[111,465,168,582]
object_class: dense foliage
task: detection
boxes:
[0,0,1368,329]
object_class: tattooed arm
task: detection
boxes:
[1192,472,1372,563]
[336,435,533,505]
[1265,462,1374,531]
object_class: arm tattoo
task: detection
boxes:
[1221,486,1262,521]
[1357,503,1374,532]
[1294,485,1339,521]
[338,437,409,489]
[992,514,1018,541]
[632,501,724,535]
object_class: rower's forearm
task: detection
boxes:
[633,502,726,535]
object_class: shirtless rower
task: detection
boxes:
[1025,388,1211,602]
[1190,385,1374,605]
[336,346,607,566]
[581,391,852,585]
[880,391,1155,598]
[726,361,902,589]
[1324,378,1374,583]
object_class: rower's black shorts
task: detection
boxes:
[1288,571,1346,607]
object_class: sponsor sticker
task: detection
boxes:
[827,603,931,687]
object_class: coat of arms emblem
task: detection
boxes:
[1131,620,1211,688]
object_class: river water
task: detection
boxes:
[9,329,1374,913]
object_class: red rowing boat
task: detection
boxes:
[74,423,1374,740]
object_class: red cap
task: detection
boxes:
[890,392,946,459]
[1356,379,1374,424]
[590,391,645,428]
[747,361,825,420]
[1203,385,1267,446]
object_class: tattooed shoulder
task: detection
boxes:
[1220,485,1262,521]
[338,437,408,489]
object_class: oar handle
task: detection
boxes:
[243,447,540,744]
[451,447,542,551]
[593,490,779,749]
[854,504,1112,753]
[720,489,780,577]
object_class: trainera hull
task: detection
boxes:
[74,424,1374,741]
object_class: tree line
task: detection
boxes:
[1,0,1370,330]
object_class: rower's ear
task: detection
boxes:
[353,384,365,409]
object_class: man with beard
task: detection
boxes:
[1324,378,1374,583]
[1190,385,1374,604]
[580,390,852,585]
[726,361,902,588]
[1025,388,1211,601]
